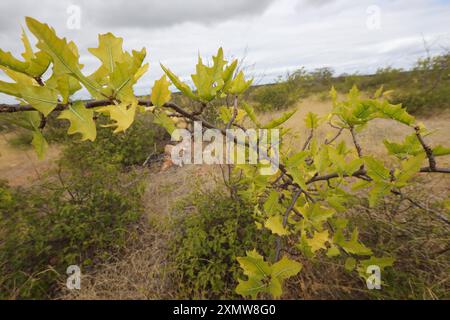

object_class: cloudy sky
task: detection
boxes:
[0,0,449,101]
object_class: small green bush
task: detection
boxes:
[170,190,275,299]
[62,113,167,168]
[6,130,34,148]
[0,153,145,299]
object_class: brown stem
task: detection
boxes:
[350,126,363,158]
[275,188,303,261]
[415,126,436,171]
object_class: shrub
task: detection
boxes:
[0,152,145,299]
[170,190,275,299]
[62,113,168,168]
[252,81,301,111]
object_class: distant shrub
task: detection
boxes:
[6,130,34,148]
[253,83,296,111]
[170,190,275,299]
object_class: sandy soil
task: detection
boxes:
[0,132,60,186]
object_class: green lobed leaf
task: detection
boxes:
[31,130,48,159]
[58,101,97,141]
[160,63,197,100]
[26,17,103,99]
[151,75,172,107]
[265,215,289,236]
[262,110,296,129]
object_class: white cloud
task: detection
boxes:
[0,0,449,102]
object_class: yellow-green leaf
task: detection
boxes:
[227,71,253,95]
[153,112,176,135]
[262,110,296,129]
[151,75,171,107]
[237,249,271,280]
[19,85,59,116]
[160,63,196,100]
[32,130,48,159]
[271,256,302,280]
[265,215,289,236]
[0,49,29,74]
[96,103,136,133]
[344,257,357,271]
[58,101,96,141]
[26,17,103,99]
[305,230,329,253]
[88,33,126,73]
[235,278,265,299]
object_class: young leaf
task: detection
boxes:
[151,75,171,107]
[432,145,450,156]
[160,63,197,100]
[0,49,29,74]
[304,112,319,129]
[369,182,392,207]
[191,57,216,102]
[153,112,176,135]
[109,61,137,104]
[262,110,296,129]
[305,230,329,253]
[271,256,302,280]
[237,250,271,280]
[357,256,395,277]
[374,100,415,125]
[96,103,137,133]
[395,153,425,184]
[58,101,97,141]
[344,257,357,271]
[267,277,282,298]
[0,80,21,97]
[263,190,282,215]
[265,215,289,236]
[31,130,48,159]
[308,203,335,225]
[88,33,126,73]
[242,102,260,127]
[235,278,265,299]
[26,17,103,99]
[335,228,373,256]
[364,157,390,182]
[223,59,238,85]
[227,71,253,95]
[21,28,51,77]
[19,85,59,116]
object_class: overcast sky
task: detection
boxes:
[0,0,449,101]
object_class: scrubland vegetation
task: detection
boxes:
[0,18,449,300]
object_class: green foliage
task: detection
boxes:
[0,155,144,299]
[58,101,97,141]
[63,113,167,168]
[236,252,301,299]
[161,47,250,104]
[170,190,275,299]
[0,18,448,300]
[252,81,300,112]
